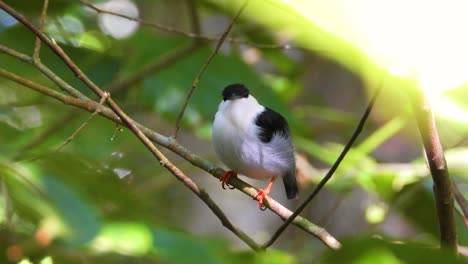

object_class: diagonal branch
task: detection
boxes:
[0,45,87,100]
[171,0,249,138]
[261,84,383,249]
[0,1,262,250]
[55,92,109,152]
[0,1,341,248]
[107,42,200,94]
[0,1,105,99]
[79,0,296,51]
[452,182,468,226]
[32,0,49,61]
[409,87,457,251]
[0,67,340,249]
[0,68,262,251]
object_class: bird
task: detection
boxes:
[212,83,298,209]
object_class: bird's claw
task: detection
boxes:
[220,171,237,190]
[254,189,268,210]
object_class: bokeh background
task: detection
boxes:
[0,0,467,263]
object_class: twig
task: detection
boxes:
[14,111,77,160]
[104,91,261,251]
[79,0,296,51]
[0,2,105,99]
[452,182,468,226]
[107,43,200,94]
[0,3,264,247]
[0,70,262,251]
[172,0,249,138]
[409,87,457,251]
[261,84,383,249]
[1,2,340,248]
[0,67,340,249]
[186,0,201,36]
[0,45,87,100]
[32,0,49,61]
[55,92,109,152]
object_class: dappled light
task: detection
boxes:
[0,0,467,263]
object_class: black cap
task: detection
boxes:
[222,84,249,101]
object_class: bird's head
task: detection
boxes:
[222,83,250,101]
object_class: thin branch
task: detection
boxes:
[0,45,87,100]
[186,0,201,37]
[55,92,109,152]
[0,2,105,99]
[1,2,340,248]
[0,67,340,249]
[33,0,49,61]
[172,0,249,138]
[107,42,200,94]
[79,0,296,51]
[0,0,263,245]
[409,87,457,251]
[452,182,468,226]
[14,111,77,160]
[261,84,383,249]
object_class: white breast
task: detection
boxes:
[212,96,292,180]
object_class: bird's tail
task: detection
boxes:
[282,171,299,199]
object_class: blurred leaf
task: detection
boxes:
[153,228,296,264]
[1,158,49,226]
[40,174,101,245]
[91,222,153,256]
[36,154,163,225]
[356,116,407,155]
[392,181,438,238]
[365,204,387,224]
[318,237,463,263]
[153,228,231,264]
[2,0,71,16]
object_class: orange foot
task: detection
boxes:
[220,171,237,190]
[253,177,277,210]
[254,189,268,210]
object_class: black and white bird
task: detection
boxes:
[212,83,298,208]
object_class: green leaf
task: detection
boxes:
[318,237,463,263]
[392,181,438,238]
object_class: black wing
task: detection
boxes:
[255,107,290,143]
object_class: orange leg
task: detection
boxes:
[220,171,237,190]
[254,177,276,209]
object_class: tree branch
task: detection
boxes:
[0,1,340,248]
[55,92,109,152]
[409,88,457,251]
[0,45,87,100]
[107,42,200,94]
[172,0,248,138]
[32,0,48,61]
[261,84,382,249]
[0,67,340,249]
[79,0,296,51]
[452,182,468,226]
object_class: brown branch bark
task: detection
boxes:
[0,67,340,249]
[452,182,468,226]
[107,43,201,94]
[172,0,249,138]
[0,1,341,249]
[409,87,457,251]
[32,0,48,61]
[79,0,296,50]
[261,84,382,249]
